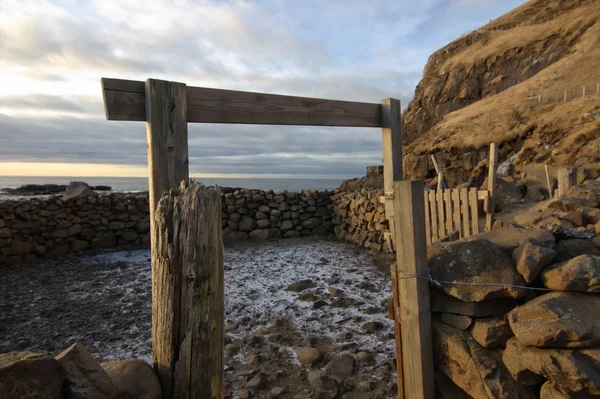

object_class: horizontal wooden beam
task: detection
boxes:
[102,78,383,127]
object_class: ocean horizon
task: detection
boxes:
[0,175,348,195]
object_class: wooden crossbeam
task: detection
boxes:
[102,78,382,127]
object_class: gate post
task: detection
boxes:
[381,98,402,250]
[393,180,434,399]
[485,143,498,230]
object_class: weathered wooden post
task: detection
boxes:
[152,182,224,398]
[557,167,577,199]
[485,143,498,231]
[393,180,434,399]
[430,154,447,190]
[381,97,404,397]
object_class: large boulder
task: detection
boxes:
[553,239,600,262]
[463,227,555,255]
[507,292,600,348]
[55,343,117,399]
[430,289,518,317]
[428,240,527,302]
[102,359,161,399]
[0,352,64,399]
[503,337,600,395]
[540,255,600,293]
[63,181,92,199]
[432,318,535,399]
[566,181,600,203]
[480,177,525,211]
[512,239,557,283]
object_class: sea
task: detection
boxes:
[0,176,345,200]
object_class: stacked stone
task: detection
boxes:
[404,148,490,186]
[428,215,600,397]
[0,193,151,266]
[221,188,333,242]
[331,189,391,253]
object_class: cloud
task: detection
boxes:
[0,0,526,177]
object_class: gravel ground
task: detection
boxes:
[0,237,397,397]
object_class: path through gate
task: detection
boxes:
[102,77,439,398]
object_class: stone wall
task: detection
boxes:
[0,193,151,266]
[0,188,336,266]
[221,188,333,242]
[331,189,392,253]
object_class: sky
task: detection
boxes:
[0,0,526,178]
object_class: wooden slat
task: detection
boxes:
[424,191,431,246]
[392,180,434,399]
[429,191,439,243]
[485,143,498,230]
[444,189,453,234]
[452,189,462,238]
[469,187,480,235]
[102,77,382,127]
[390,264,405,399]
[461,188,470,237]
[436,189,446,239]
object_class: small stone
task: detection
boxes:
[313,300,328,309]
[324,354,355,377]
[287,279,314,292]
[469,317,513,348]
[236,389,250,399]
[363,321,384,333]
[271,386,285,397]
[440,313,473,330]
[293,347,322,365]
[328,287,344,297]
[224,323,239,333]
[512,240,557,284]
[225,344,240,355]
[355,351,374,362]
[246,373,265,389]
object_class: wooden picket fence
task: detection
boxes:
[424,187,490,245]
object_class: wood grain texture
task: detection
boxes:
[469,187,480,235]
[393,180,434,399]
[428,191,438,243]
[557,166,577,199]
[461,188,470,237]
[152,183,224,399]
[390,264,405,399]
[444,189,453,234]
[436,189,446,239]
[545,164,553,198]
[102,77,382,127]
[485,143,498,230]
[145,79,190,234]
[381,98,402,251]
[424,192,431,246]
[452,189,462,238]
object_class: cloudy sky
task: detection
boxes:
[0,0,525,178]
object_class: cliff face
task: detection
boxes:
[402,0,600,183]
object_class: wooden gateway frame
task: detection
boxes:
[102,77,438,398]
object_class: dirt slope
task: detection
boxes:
[402,0,600,184]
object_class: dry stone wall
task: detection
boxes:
[331,189,392,253]
[0,188,336,266]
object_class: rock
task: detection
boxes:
[355,352,374,362]
[301,217,322,230]
[508,291,600,348]
[512,239,557,283]
[246,373,265,389]
[567,181,600,203]
[101,359,161,399]
[249,229,269,240]
[525,183,549,202]
[286,279,314,292]
[503,337,600,395]
[225,344,240,355]
[432,318,535,399]
[312,221,333,235]
[428,240,527,302]
[224,322,239,333]
[235,389,250,399]
[280,220,295,233]
[93,232,117,249]
[63,181,92,199]
[548,198,600,212]
[440,313,472,330]
[480,176,525,210]
[55,343,117,399]
[222,228,249,242]
[362,321,383,333]
[0,351,64,399]
[430,289,518,317]
[256,219,270,228]
[293,347,322,365]
[463,227,555,254]
[469,317,513,348]
[540,255,600,293]
[324,355,355,377]
[238,216,256,232]
[539,382,574,399]
[554,239,600,262]
[270,386,285,397]
[538,223,596,239]
[434,370,471,399]
[283,230,300,239]
[514,209,554,226]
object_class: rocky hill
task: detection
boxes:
[402,0,600,186]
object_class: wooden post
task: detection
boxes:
[544,164,553,198]
[430,154,447,190]
[382,97,404,398]
[145,79,190,237]
[583,85,586,98]
[152,182,224,398]
[557,167,577,199]
[381,98,402,250]
[392,180,434,399]
[564,90,567,102]
[485,143,498,231]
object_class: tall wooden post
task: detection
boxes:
[485,143,498,231]
[152,182,224,398]
[381,98,402,250]
[381,98,404,398]
[145,79,190,237]
[393,180,434,399]
[557,167,577,199]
